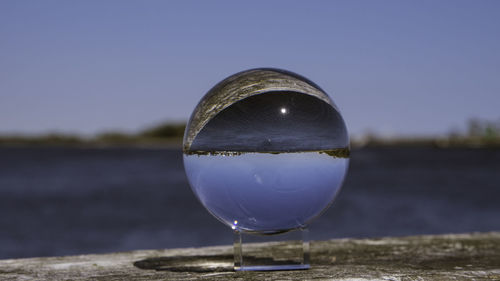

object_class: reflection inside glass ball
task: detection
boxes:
[183,68,349,234]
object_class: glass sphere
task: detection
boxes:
[183,68,349,234]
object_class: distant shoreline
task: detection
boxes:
[1,120,499,149]
[351,136,500,149]
[0,136,183,149]
[0,122,186,148]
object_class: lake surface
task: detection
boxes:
[0,146,499,259]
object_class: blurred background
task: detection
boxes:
[1,1,499,259]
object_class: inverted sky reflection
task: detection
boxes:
[184,152,349,233]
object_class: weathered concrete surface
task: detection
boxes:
[1,232,499,280]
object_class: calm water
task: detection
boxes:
[184,152,348,232]
[0,146,499,259]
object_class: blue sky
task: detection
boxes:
[1,1,499,137]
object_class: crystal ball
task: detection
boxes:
[183,68,349,234]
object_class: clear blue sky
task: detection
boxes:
[1,0,499,137]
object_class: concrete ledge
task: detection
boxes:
[1,232,499,280]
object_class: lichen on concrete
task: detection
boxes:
[1,232,499,280]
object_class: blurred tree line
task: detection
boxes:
[0,122,186,146]
[466,118,500,140]
[94,122,186,144]
[1,119,499,147]
[351,118,500,148]
[140,123,186,139]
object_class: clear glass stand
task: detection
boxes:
[233,228,310,271]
